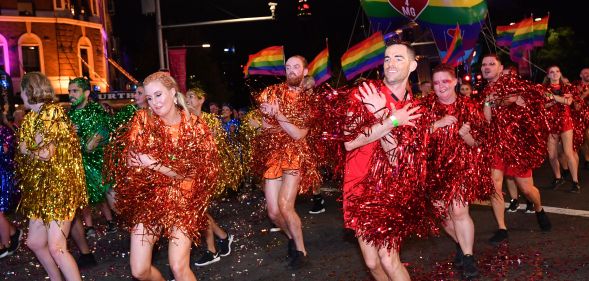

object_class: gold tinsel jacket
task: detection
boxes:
[16,103,87,222]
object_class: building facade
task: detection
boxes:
[0,0,112,96]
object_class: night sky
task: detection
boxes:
[111,0,588,106]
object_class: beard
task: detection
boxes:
[286,74,304,87]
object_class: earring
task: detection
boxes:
[174,98,178,105]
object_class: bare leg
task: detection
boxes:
[506,178,518,201]
[264,178,292,238]
[0,213,12,247]
[561,130,579,182]
[278,170,305,255]
[47,220,81,281]
[514,177,543,212]
[168,228,196,281]
[70,217,91,255]
[204,213,226,253]
[378,246,410,281]
[27,219,62,281]
[490,169,507,230]
[130,224,164,281]
[82,207,93,228]
[547,134,562,179]
[450,201,475,255]
[208,214,227,239]
[357,238,388,281]
[99,202,114,222]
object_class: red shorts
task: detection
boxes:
[491,156,532,178]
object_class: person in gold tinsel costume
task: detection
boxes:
[253,55,320,269]
[16,72,87,281]
[185,87,237,266]
[105,72,219,281]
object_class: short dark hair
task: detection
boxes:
[482,53,502,64]
[385,41,416,61]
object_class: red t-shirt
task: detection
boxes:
[343,83,409,229]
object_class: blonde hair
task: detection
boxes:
[20,72,55,104]
[186,87,206,99]
[143,71,190,116]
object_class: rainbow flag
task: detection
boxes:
[532,15,549,47]
[341,32,385,81]
[308,47,331,85]
[243,46,285,77]
[496,24,517,47]
[441,24,464,66]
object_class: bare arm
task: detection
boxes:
[128,152,184,180]
[85,133,104,152]
[274,112,309,141]
[344,114,396,151]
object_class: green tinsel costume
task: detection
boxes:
[111,104,138,131]
[68,101,112,205]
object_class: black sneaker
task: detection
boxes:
[552,178,565,190]
[562,169,571,180]
[488,229,508,246]
[194,250,220,266]
[106,221,117,234]
[288,250,308,270]
[569,182,581,193]
[309,196,325,214]
[462,254,480,279]
[269,223,281,233]
[453,242,464,268]
[218,234,234,257]
[524,201,535,214]
[506,199,519,213]
[85,226,96,238]
[287,239,295,258]
[77,253,98,269]
[536,209,552,232]
[6,228,22,256]
[0,248,8,259]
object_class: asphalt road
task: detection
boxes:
[2,161,589,281]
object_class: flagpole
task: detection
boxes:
[529,13,533,78]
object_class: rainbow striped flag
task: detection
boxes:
[243,46,285,77]
[308,47,331,86]
[441,24,464,66]
[532,15,549,47]
[341,32,385,81]
[496,24,517,47]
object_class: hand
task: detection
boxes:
[355,82,387,115]
[19,142,29,156]
[34,133,43,146]
[389,103,422,127]
[433,115,457,129]
[260,100,280,117]
[515,95,526,107]
[458,122,471,137]
[128,152,157,167]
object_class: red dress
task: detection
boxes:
[484,74,549,178]
[423,95,493,206]
[545,83,573,134]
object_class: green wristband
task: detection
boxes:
[389,115,399,127]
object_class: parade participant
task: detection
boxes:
[416,80,433,98]
[343,42,426,281]
[220,103,240,139]
[425,64,493,279]
[185,87,236,267]
[252,55,320,269]
[481,54,552,245]
[16,72,87,281]
[111,84,147,131]
[68,77,115,237]
[209,102,220,116]
[459,83,473,98]
[0,124,21,259]
[106,72,218,280]
[576,68,589,167]
[543,66,582,192]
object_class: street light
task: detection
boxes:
[202,43,211,48]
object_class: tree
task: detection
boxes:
[534,27,589,80]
